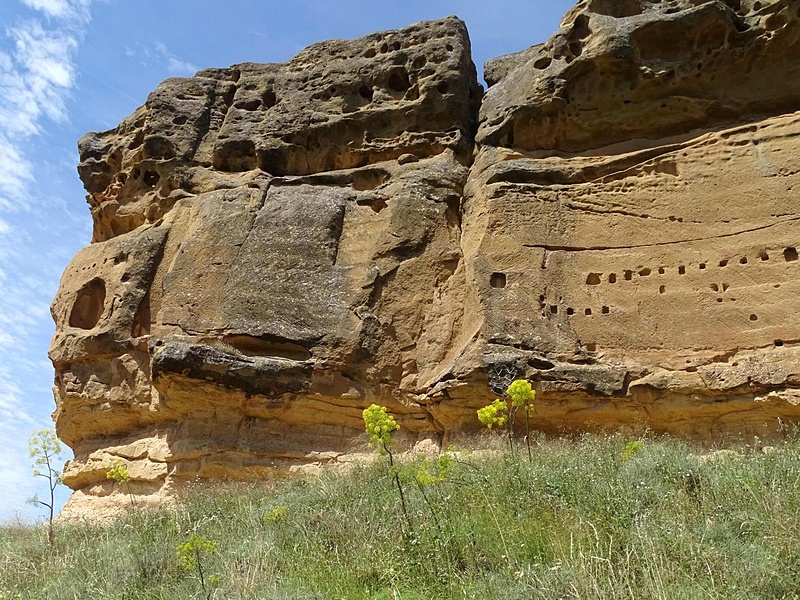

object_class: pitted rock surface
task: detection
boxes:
[51,4,800,519]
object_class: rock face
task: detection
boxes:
[51,2,800,516]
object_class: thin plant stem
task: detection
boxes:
[384,443,412,533]
[525,404,532,462]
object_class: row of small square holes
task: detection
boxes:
[491,247,800,318]
[585,247,799,285]
[491,247,800,290]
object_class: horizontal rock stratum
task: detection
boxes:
[52,0,800,517]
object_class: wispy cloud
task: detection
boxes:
[0,0,93,521]
[126,40,198,75]
[21,0,91,23]
[167,56,198,75]
[0,11,83,207]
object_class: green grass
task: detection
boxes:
[3,432,800,599]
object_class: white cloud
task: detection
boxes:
[0,140,32,207]
[2,21,77,133]
[167,56,198,75]
[0,0,91,521]
[127,40,198,76]
[21,0,92,24]
[21,0,71,18]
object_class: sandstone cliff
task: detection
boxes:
[51,1,800,517]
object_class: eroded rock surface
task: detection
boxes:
[51,3,800,518]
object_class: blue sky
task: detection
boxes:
[0,0,572,522]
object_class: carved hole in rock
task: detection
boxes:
[356,197,388,213]
[351,168,390,191]
[441,195,462,231]
[717,297,723,303]
[759,251,769,261]
[711,283,719,292]
[222,335,312,360]
[608,273,617,283]
[624,270,633,280]
[221,84,236,107]
[550,305,558,314]
[585,343,597,352]
[69,278,106,330]
[121,273,131,283]
[131,167,141,180]
[113,252,127,264]
[658,267,665,274]
[753,2,762,11]
[722,283,729,291]
[639,268,651,276]
[143,136,176,161]
[719,259,729,267]
[128,130,144,151]
[784,247,798,261]
[412,55,427,69]
[529,357,555,370]
[585,308,592,316]
[505,126,515,148]
[534,56,552,70]
[571,14,591,39]
[143,170,160,187]
[131,290,150,338]
[567,307,575,316]
[236,99,262,111]
[363,48,377,58]
[404,85,420,101]
[214,139,257,172]
[387,69,411,92]
[379,43,389,54]
[437,81,450,95]
[659,285,666,294]
[740,256,748,264]
[568,42,583,58]
[172,115,188,125]
[490,272,506,288]
[602,306,610,314]
[775,339,784,347]
[699,263,706,270]
[358,85,374,101]
[750,314,758,321]
[586,273,601,285]
[678,265,686,275]
[118,172,128,185]
[391,41,401,51]
[446,43,454,51]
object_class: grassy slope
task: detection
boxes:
[2,432,800,599]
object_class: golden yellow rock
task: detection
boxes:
[51,3,800,518]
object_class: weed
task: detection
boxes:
[27,429,63,546]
